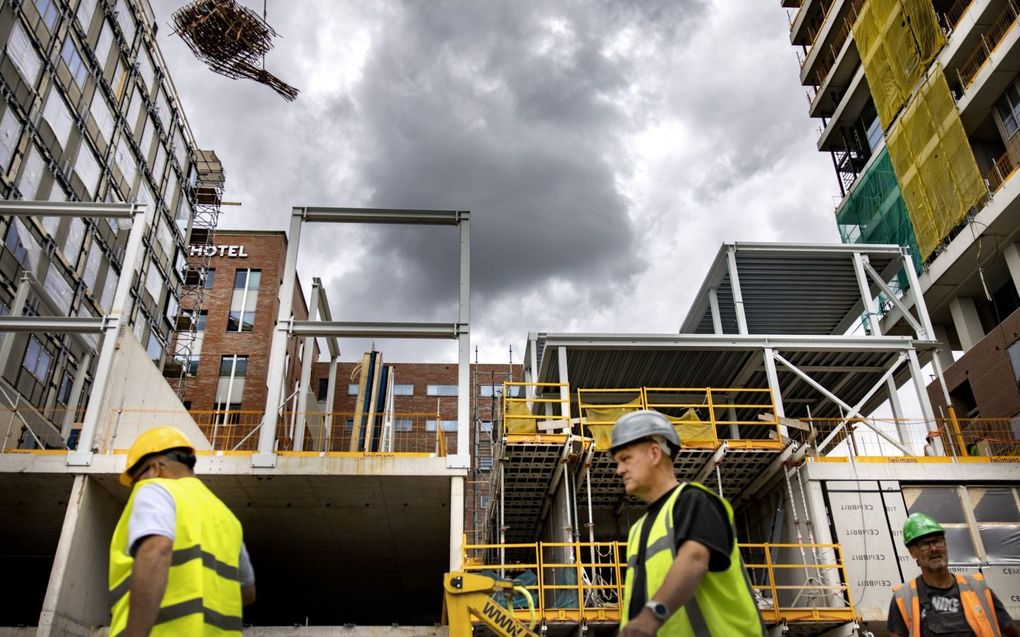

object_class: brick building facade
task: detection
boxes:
[173,230,313,448]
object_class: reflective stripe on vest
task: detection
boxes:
[109,477,244,636]
[621,482,767,636]
[892,574,1001,637]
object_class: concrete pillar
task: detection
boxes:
[948,297,985,352]
[38,476,123,636]
[931,324,957,374]
[449,476,464,571]
[1004,242,1020,297]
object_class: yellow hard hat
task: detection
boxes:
[120,426,195,486]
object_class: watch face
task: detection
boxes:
[647,602,668,619]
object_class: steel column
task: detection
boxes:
[324,357,338,451]
[907,349,945,455]
[68,203,151,465]
[726,245,748,334]
[256,208,304,465]
[851,253,881,336]
[293,279,321,451]
[708,288,723,334]
[557,346,571,424]
[454,213,471,469]
[60,352,92,440]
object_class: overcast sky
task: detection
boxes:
[153,1,840,363]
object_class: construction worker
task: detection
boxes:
[109,426,255,636]
[611,410,766,637]
[889,512,1017,637]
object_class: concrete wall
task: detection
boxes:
[37,476,122,636]
[95,330,210,452]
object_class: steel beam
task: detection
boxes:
[0,200,136,218]
[290,321,463,339]
[863,261,925,338]
[852,252,882,336]
[301,207,466,225]
[538,333,917,352]
[708,288,723,334]
[0,316,106,333]
[312,277,340,358]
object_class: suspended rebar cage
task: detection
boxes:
[171,0,299,101]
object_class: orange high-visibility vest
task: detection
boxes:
[892,573,1001,637]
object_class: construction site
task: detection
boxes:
[1,0,1020,636]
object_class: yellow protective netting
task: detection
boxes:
[583,398,643,450]
[853,0,945,130]
[585,407,716,451]
[884,68,986,260]
[504,399,537,435]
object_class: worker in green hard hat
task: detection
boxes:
[611,410,766,637]
[888,512,1018,637]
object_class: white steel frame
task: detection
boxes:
[256,207,471,469]
[0,201,151,464]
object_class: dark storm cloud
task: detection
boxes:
[152,1,837,359]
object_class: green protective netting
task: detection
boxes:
[836,146,923,277]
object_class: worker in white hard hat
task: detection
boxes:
[612,410,765,637]
[109,426,255,636]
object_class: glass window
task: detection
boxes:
[115,0,136,44]
[34,0,60,30]
[227,269,259,332]
[348,384,359,395]
[95,22,113,71]
[195,310,207,331]
[480,420,493,432]
[44,266,74,313]
[156,89,173,132]
[64,218,86,265]
[75,142,101,197]
[426,419,458,432]
[136,50,154,95]
[427,384,458,397]
[393,384,414,396]
[77,0,98,29]
[100,268,118,311]
[126,87,142,133]
[219,355,247,377]
[42,90,74,149]
[203,268,215,289]
[145,331,162,363]
[394,418,413,432]
[0,108,22,171]
[115,137,137,187]
[905,486,978,564]
[317,378,329,401]
[144,262,162,301]
[61,37,89,88]
[18,145,46,199]
[58,371,73,404]
[186,355,199,376]
[233,269,261,290]
[5,218,41,272]
[83,241,101,291]
[7,22,42,85]
[22,335,51,381]
[91,92,115,143]
[997,84,1020,139]
[154,214,173,256]
[479,384,521,397]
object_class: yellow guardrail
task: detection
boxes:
[461,539,855,626]
[577,386,781,452]
[501,382,571,437]
[792,416,1020,458]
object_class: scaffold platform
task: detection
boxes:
[493,434,571,542]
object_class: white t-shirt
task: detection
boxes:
[127,483,255,587]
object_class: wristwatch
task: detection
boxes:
[644,600,669,621]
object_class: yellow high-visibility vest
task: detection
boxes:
[621,482,766,636]
[109,476,244,636]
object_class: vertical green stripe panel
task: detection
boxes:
[836,147,923,277]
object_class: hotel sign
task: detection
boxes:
[189,245,249,258]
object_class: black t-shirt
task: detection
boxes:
[886,576,1015,636]
[627,484,733,621]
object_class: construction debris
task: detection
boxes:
[171,0,299,101]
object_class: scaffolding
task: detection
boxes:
[166,150,224,395]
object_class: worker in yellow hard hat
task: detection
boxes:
[889,512,1017,637]
[109,426,255,636]
[611,411,766,637]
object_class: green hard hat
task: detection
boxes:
[903,512,945,546]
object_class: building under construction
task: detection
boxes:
[1,0,1020,635]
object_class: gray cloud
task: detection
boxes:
[153,1,838,361]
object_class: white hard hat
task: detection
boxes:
[610,410,680,454]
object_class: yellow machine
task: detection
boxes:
[443,572,539,637]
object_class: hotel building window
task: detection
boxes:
[227,269,260,332]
